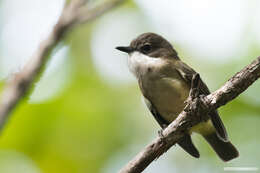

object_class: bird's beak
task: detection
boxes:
[115,46,134,53]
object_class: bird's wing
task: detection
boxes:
[142,91,169,128]
[175,60,228,141]
[143,96,200,158]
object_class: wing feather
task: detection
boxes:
[175,61,228,141]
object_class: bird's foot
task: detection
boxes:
[158,129,164,139]
[157,125,167,144]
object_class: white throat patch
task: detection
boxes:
[127,51,164,78]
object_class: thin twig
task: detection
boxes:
[119,57,260,173]
[0,0,126,130]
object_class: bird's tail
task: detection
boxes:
[203,132,239,162]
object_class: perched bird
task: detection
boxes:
[116,33,239,161]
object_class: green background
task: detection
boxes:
[0,0,259,172]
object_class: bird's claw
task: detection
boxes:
[157,128,167,145]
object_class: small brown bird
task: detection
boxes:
[116,32,239,161]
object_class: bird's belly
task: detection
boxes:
[144,77,190,123]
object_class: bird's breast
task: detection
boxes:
[127,52,190,123]
[143,76,190,122]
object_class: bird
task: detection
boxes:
[116,32,239,161]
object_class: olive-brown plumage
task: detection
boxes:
[116,32,239,161]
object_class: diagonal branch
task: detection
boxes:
[119,56,260,173]
[0,0,126,130]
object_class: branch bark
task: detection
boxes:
[119,56,260,173]
[0,0,126,130]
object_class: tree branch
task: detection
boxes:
[0,0,126,130]
[119,56,260,173]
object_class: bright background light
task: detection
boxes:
[0,0,70,103]
[0,0,259,173]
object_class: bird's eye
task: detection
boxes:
[141,44,151,53]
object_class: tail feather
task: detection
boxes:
[203,132,239,162]
[178,134,200,158]
[209,111,228,142]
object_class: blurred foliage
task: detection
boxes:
[0,0,260,173]
[0,25,142,173]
